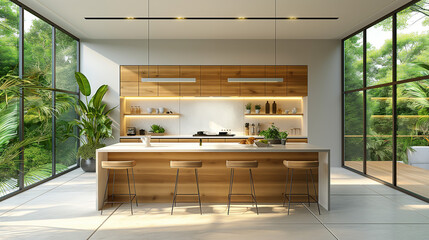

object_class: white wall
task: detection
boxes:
[81,39,341,166]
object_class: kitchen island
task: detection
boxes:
[96,143,330,210]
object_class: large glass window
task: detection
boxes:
[343,0,429,201]
[344,32,363,91]
[0,1,79,198]
[344,91,364,172]
[397,1,429,81]
[0,0,20,196]
[366,17,393,87]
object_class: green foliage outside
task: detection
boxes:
[344,0,429,165]
[0,0,79,196]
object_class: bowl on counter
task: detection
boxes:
[255,140,270,147]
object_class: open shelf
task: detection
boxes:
[245,113,303,116]
[124,114,180,117]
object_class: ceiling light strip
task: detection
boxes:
[84,17,339,20]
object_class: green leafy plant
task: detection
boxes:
[279,131,289,140]
[77,143,105,160]
[245,103,252,110]
[259,124,281,140]
[150,124,165,133]
[67,72,115,160]
[255,104,261,110]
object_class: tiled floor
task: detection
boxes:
[1,167,429,240]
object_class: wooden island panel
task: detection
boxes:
[105,151,318,203]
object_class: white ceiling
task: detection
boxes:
[19,0,413,39]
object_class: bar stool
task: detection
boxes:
[101,160,138,215]
[282,160,320,215]
[170,161,203,215]
[226,160,259,215]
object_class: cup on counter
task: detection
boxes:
[147,108,153,114]
[159,107,165,114]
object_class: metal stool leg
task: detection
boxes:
[101,169,110,215]
[132,168,138,207]
[111,169,115,206]
[309,169,321,215]
[227,168,234,215]
[249,169,259,215]
[287,169,294,215]
[171,169,179,215]
[306,170,310,206]
[195,169,202,215]
[282,168,289,207]
[126,169,133,215]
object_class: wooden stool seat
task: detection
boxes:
[283,160,318,169]
[170,161,202,168]
[226,160,258,168]
[102,160,136,169]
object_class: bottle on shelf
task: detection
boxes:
[265,101,270,114]
[272,101,277,114]
[130,106,135,114]
[245,123,250,136]
[136,106,141,114]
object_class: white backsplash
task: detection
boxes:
[124,98,307,136]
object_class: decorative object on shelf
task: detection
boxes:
[166,111,173,114]
[245,102,252,114]
[272,101,277,114]
[265,101,270,114]
[69,72,115,172]
[147,107,153,114]
[255,139,270,147]
[292,107,297,114]
[140,135,151,147]
[285,110,289,114]
[155,108,159,114]
[136,106,141,114]
[130,106,135,114]
[255,104,261,114]
[139,129,146,135]
[127,127,137,136]
[259,123,281,144]
[280,131,289,145]
[245,123,250,136]
[159,107,165,114]
[149,124,165,136]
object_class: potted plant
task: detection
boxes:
[255,104,261,114]
[245,103,252,114]
[149,124,165,136]
[259,124,281,144]
[280,131,289,145]
[69,72,115,172]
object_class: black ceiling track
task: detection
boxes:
[84,17,338,20]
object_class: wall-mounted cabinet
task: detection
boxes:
[120,65,307,97]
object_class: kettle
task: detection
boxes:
[140,135,151,147]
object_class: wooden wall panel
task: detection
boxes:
[265,65,287,96]
[287,66,308,96]
[158,66,180,96]
[120,66,139,82]
[139,66,158,96]
[106,152,318,203]
[200,66,221,96]
[180,66,201,96]
[121,82,139,96]
[221,66,240,96]
[240,65,266,96]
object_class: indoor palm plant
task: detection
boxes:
[68,72,114,172]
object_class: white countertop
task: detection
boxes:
[97,143,329,153]
[120,135,307,139]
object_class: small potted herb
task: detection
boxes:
[255,104,261,114]
[259,124,281,144]
[149,124,165,136]
[245,103,252,114]
[280,131,288,145]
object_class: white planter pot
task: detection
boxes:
[245,109,251,114]
[255,109,260,114]
[407,146,429,170]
